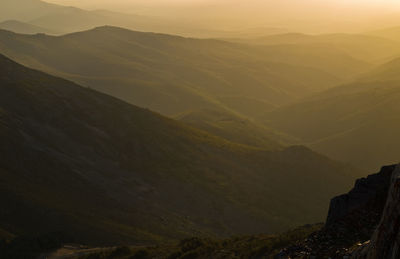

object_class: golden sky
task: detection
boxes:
[43,0,400,33]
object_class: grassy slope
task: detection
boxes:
[177,108,296,149]
[262,72,400,171]
[0,54,360,245]
[0,27,357,118]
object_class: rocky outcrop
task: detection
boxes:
[274,165,399,259]
[326,165,395,226]
[352,165,400,259]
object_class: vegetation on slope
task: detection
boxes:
[177,108,296,149]
[262,77,400,171]
[0,26,360,118]
[0,54,359,245]
[60,224,323,259]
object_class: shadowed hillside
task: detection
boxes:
[0,20,56,35]
[0,54,361,245]
[262,63,400,171]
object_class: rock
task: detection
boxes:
[326,165,395,226]
[273,165,399,259]
[352,165,400,259]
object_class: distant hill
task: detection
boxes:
[0,26,361,118]
[361,57,400,82]
[262,70,400,171]
[0,20,56,34]
[244,32,400,64]
[0,0,62,22]
[0,0,167,35]
[1,0,283,38]
[0,54,360,245]
[366,26,400,42]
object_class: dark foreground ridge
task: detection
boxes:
[34,165,400,258]
[276,164,400,259]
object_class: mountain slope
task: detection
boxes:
[0,0,169,35]
[262,78,400,171]
[247,33,400,64]
[177,109,295,150]
[0,26,344,118]
[0,20,56,35]
[366,26,400,42]
[0,0,62,22]
[361,57,400,82]
[0,54,360,245]
[1,0,283,38]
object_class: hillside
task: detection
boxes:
[0,0,63,22]
[14,165,398,258]
[0,20,56,35]
[177,109,295,150]
[244,32,400,64]
[0,27,364,118]
[0,0,284,38]
[0,54,361,245]
[361,57,400,82]
[262,76,400,171]
[0,0,175,36]
[366,26,400,42]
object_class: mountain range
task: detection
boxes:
[2,2,400,257]
[0,26,373,119]
[0,0,290,38]
[0,54,361,246]
[0,20,56,35]
[1,25,399,170]
[261,58,400,171]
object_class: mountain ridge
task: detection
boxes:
[0,26,364,119]
[0,53,361,245]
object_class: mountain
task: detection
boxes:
[0,54,361,245]
[0,20,56,35]
[0,0,287,38]
[242,43,371,80]
[177,109,295,150]
[27,7,168,35]
[45,164,400,258]
[0,0,167,35]
[261,77,400,171]
[0,0,62,22]
[361,56,400,82]
[0,26,360,118]
[245,33,400,64]
[366,26,400,42]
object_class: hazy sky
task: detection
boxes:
[45,0,400,7]
[42,0,400,33]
